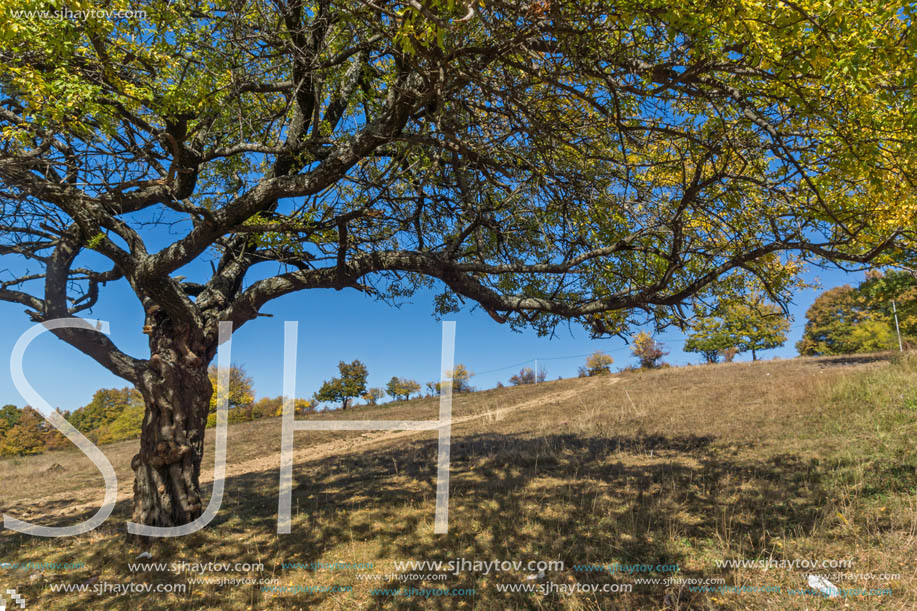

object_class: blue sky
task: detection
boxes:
[0,263,866,414]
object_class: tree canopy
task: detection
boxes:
[68,387,138,434]
[858,269,917,345]
[429,364,473,394]
[685,295,789,362]
[314,359,369,409]
[797,282,899,356]
[2,1,915,353]
[207,365,254,413]
[386,376,420,401]
[631,331,667,368]
[579,352,614,377]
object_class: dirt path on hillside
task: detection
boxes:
[5,377,620,522]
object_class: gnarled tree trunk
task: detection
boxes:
[131,321,213,528]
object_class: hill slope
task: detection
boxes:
[1,354,915,610]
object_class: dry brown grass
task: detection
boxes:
[1,353,914,610]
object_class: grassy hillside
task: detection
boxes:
[1,354,915,610]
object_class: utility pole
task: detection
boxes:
[534,358,538,384]
[893,300,903,352]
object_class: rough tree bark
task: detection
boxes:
[130,314,214,527]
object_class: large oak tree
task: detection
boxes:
[1,0,915,528]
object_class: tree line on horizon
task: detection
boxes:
[797,270,917,356]
[681,269,917,362]
[3,270,912,457]
[0,360,478,456]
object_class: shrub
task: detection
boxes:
[579,351,613,377]
[509,367,536,385]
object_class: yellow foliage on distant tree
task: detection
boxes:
[579,352,614,377]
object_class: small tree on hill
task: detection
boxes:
[684,317,734,363]
[452,364,473,392]
[386,377,421,401]
[632,332,667,369]
[729,299,790,360]
[0,404,20,437]
[364,387,385,406]
[428,364,474,395]
[686,296,790,362]
[509,367,536,385]
[314,360,369,410]
[208,365,254,413]
[578,352,614,377]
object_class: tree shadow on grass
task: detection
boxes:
[814,353,896,367]
[225,431,834,610]
[1,431,839,610]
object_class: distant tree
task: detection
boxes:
[797,286,896,355]
[293,398,315,415]
[0,404,20,436]
[684,317,733,363]
[314,360,369,410]
[729,299,790,360]
[509,367,536,385]
[858,269,917,345]
[686,296,790,362]
[452,364,474,393]
[246,396,313,420]
[427,364,474,394]
[719,347,738,363]
[208,365,254,413]
[0,407,46,456]
[68,387,138,438]
[578,352,614,377]
[386,377,421,401]
[364,387,386,406]
[632,332,667,369]
[95,395,146,444]
[251,397,281,419]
